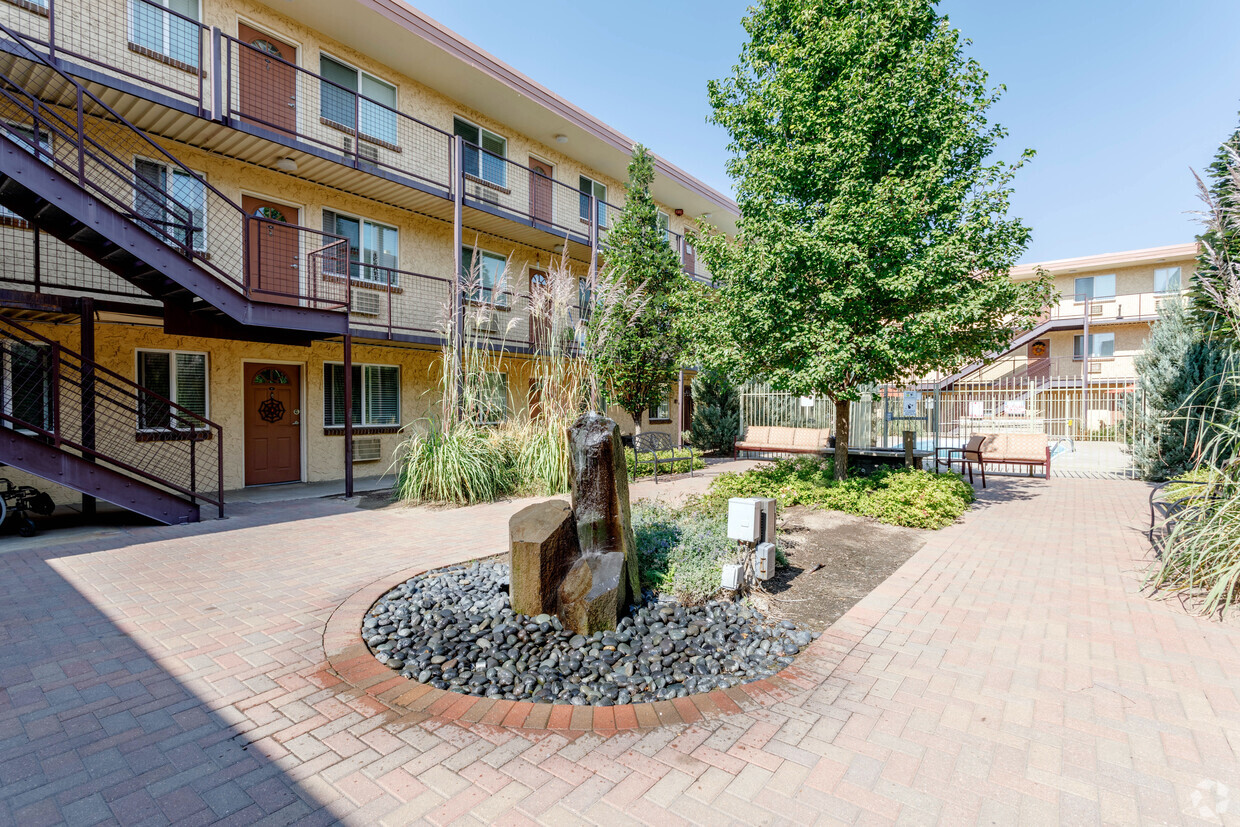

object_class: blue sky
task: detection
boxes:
[411,1,1240,263]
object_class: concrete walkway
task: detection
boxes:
[0,469,1236,825]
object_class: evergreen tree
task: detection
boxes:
[589,145,687,433]
[688,370,740,454]
[1130,298,1230,480]
[1193,116,1240,339]
[696,0,1053,479]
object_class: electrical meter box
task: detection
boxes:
[721,564,743,591]
[753,498,777,545]
[754,542,776,581]
[727,498,763,543]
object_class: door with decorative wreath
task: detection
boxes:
[244,363,302,485]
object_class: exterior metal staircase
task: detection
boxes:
[0,23,351,341]
[0,315,222,525]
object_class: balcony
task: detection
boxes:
[0,0,715,284]
[1040,290,1176,326]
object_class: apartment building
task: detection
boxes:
[0,0,737,523]
[944,243,1197,386]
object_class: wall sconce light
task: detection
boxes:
[674,209,684,217]
[275,157,297,172]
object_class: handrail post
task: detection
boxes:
[452,134,465,419]
[47,0,55,61]
[189,424,197,502]
[80,297,96,517]
[242,213,251,298]
[353,91,361,168]
[343,334,354,497]
[589,194,599,287]
[211,27,223,121]
[217,424,224,518]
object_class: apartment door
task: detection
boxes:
[237,24,297,135]
[681,382,694,434]
[242,195,300,305]
[529,157,553,226]
[528,379,543,422]
[683,238,696,275]
[529,269,549,350]
[244,364,301,485]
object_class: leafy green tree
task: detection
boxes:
[688,370,740,454]
[590,145,687,433]
[696,0,1053,478]
[1129,298,1231,480]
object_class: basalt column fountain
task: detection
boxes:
[509,413,639,635]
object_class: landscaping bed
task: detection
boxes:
[363,561,817,706]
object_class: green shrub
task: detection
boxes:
[393,420,515,505]
[632,502,738,603]
[511,417,573,497]
[625,447,707,479]
[688,457,973,529]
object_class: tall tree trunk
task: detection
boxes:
[629,409,642,437]
[833,399,850,481]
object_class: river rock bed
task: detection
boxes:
[363,561,819,705]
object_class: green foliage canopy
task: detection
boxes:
[695,0,1054,473]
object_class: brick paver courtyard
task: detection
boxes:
[2,470,1237,825]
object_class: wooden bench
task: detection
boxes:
[937,432,1050,487]
[632,432,696,483]
[734,426,831,457]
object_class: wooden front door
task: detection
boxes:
[244,364,302,485]
[681,382,694,433]
[529,269,549,350]
[242,195,300,305]
[683,238,696,275]
[528,379,543,422]
[529,157,553,226]
[237,24,297,135]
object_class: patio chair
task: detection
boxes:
[936,435,986,487]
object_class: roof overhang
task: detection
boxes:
[258,0,739,236]
[1010,242,1199,280]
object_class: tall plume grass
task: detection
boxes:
[1147,148,1240,614]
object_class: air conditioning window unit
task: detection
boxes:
[351,291,382,316]
[342,137,380,164]
[1089,303,1103,316]
[1088,362,1102,374]
[352,437,382,462]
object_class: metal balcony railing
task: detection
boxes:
[1041,291,1176,325]
[0,22,351,312]
[0,314,224,516]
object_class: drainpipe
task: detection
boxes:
[343,334,354,497]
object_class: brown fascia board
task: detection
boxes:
[354,0,738,217]
[1009,242,1199,279]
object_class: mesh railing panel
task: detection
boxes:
[460,144,590,242]
[0,24,350,312]
[0,315,223,512]
[0,220,153,299]
[223,34,453,193]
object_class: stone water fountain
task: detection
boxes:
[508,413,640,635]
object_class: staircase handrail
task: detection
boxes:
[0,22,350,312]
[0,314,224,516]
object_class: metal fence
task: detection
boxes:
[740,376,1146,478]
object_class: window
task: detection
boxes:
[0,125,51,222]
[649,394,670,423]
[461,246,508,305]
[134,158,206,251]
[453,117,506,187]
[1154,266,1181,294]
[320,55,398,146]
[136,350,207,430]
[472,373,508,425]
[129,0,199,67]
[657,211,670,243]
[1074,274,1115,302]
[324,363,399,427]
[2,341,52,432]
[1073,332,1115,360]
[579,176,606,227]
[322,210,398,286]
